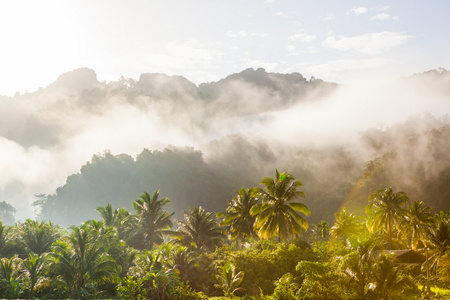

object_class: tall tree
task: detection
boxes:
[15,219,61,256]
[404,201,433,249]
[172,206,223,252]
[50,225,119,298]
[424,214,450,271]
[218,188,258,241]
[32,194,57,221]
[131,191,174,249]
[314,220,330,240]
[372,253,414,300]
[165,246,196,283]
[0,256,21,298]
[96,204,120,228]
[366,187,410,249]
[21,253,50,299]
[215,262,244,297]
[0,221,12,257]
[330,208,363,240]
[126,250,180,300]
[340,239,377,300]
[250,170,310,242]
[0,201,15,225]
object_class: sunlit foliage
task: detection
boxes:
[0,175,449,298]
[251,170,310,242]
[218,187,258,241]
[130,191,174,249]
[172,206,223,252]
[366,187,410,249]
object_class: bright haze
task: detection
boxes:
[1,0,449,95]
[1,1,450,222]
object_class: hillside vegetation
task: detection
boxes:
[16,68,449,226]
[0,172,448,299]
[0,67,449,299]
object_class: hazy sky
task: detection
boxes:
[1,0,449,96]
[1,0,450,221]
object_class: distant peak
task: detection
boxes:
[46,68,99,93]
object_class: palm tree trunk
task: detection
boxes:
[388,217,392,249]
[278,227,281,243]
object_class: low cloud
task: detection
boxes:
[1,67,450,221]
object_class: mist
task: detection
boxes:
[1,67,450,223]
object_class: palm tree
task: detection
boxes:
[108,243,137,278]
[424,215,450,271]
[131,191,174,249]
[21,252,50,298]
[96,204,130,242]
[215,262,244,297]
[313,220,330,240]
[128,250,179,300]
[217,188,258,241]
[404,201,433,249]
[82,219,121,260]
[172,206,223,252]
[129,250,162,277]
[372,253,414,300]
[15,219,61,256]
[166,246,197,283]
[366,187,410,249]
[330,208,363,239]
[0,256,21,298]
[96,204,120,228]
[0,221,12,257]
[250,170,310,242]
[84,219,120,240]
[341,239,377,300]
[50,225,119,298]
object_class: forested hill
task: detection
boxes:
[35,113,450,226]
[0,67,336,147]
[2,67,450,225]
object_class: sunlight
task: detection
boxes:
[0,1,91,95]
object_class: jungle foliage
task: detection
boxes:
[0,170,449,299]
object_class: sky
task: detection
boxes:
[1,0,450,221]
[0,0,450,96]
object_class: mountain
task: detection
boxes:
[198,68,337,117]
[1,67,450,225]
[45,68,100,94]
[36,113,450,226]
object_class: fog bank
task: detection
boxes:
[1,67,449,222]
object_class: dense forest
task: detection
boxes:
[0,67,449,298]
[1,67,446,226]
[0,170,448,299]
[31,112,450,226]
